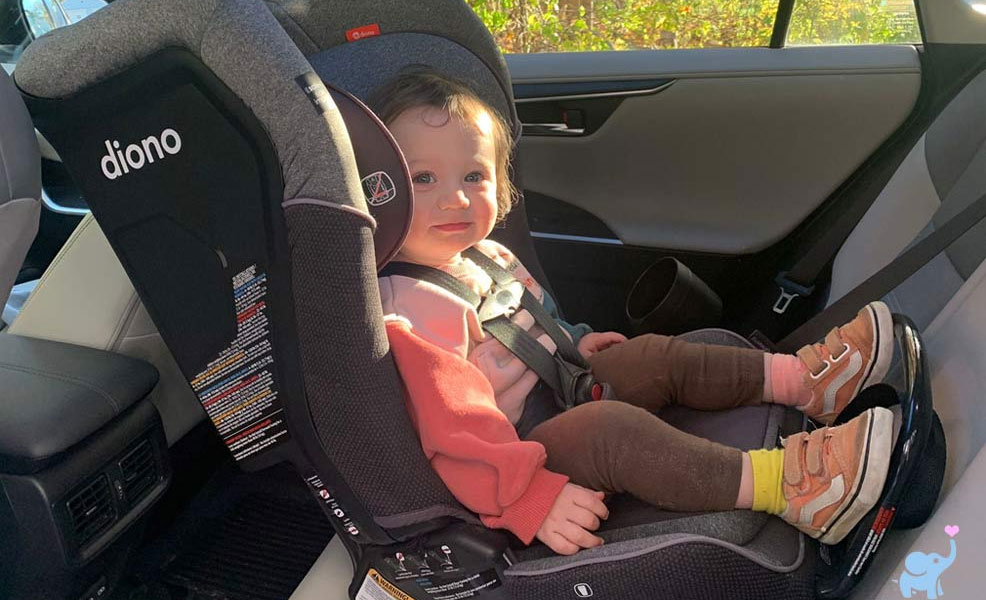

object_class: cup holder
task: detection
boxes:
[626,257,723,336]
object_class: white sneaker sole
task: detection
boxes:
[857,301,894,395]
[818,407,894,544]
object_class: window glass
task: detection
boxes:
[468,1,922,54]
[467,0,777,53]
[787,0,921,45]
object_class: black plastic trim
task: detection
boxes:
[770,0,796,49]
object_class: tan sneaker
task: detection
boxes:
[797,301,894,425]
[780,407,893,544]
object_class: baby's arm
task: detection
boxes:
[386,318,569,544]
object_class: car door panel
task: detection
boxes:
[510,45,921,255]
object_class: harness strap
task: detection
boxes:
[381,254,596,409]
[463,247,588,369]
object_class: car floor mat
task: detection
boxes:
[126,461,334,600]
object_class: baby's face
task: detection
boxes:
[389,105,498,267]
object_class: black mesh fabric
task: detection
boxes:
[504,541,815,600]
[284,204,459,517]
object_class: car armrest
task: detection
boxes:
[0,333,159,474]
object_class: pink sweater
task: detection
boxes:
[379,240,555,424]
[386,318,568,543]
[379,240,571,542]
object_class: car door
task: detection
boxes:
[474,0,929,334]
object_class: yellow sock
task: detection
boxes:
[749,448,787,515]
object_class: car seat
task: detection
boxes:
[0,67,41,327]
[11,1,945,599]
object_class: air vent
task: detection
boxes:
[66,475,115,546]
[119,439,157,505]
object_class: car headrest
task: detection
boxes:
[0,69,40,204]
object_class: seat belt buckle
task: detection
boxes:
[772,272,815,315]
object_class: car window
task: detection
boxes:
[2,0,106,71]
[788,0,921,45]
[468,0,921,53]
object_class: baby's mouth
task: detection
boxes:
[432,222,471,232]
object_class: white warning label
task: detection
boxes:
[356,569,416,600]
[191,265,290,461]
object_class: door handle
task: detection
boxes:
[521,122,585,136]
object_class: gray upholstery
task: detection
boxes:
[0,68,40,316]
[268,0,517,130]
[833,69,986,313]
[309,33,512,125]
[828,68,986,599]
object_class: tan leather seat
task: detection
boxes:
[0,68,41,325]
[8,213,202,445]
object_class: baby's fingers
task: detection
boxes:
[558,522,604,551]
[572,487,610,520]
[567,506,601,532]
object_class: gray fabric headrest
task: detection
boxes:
[0,69,40,204]
[309,33,512,131]
[268,0,518,137]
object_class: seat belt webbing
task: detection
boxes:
[777,190,986,352]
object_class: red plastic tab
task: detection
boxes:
[346,24,381,42]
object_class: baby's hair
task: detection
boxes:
[368,70,517,221]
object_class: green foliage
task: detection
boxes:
[465,0,920,53]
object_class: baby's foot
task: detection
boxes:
[780,407,893,544]
[797,301,894,425]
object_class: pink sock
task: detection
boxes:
[763,353,811,407]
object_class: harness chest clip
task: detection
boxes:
[477,280,525,323]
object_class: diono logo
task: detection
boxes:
[100,128,183,180]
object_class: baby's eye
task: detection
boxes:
[464,171,484,183]
[412,172,436,184]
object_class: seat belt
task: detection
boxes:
[380,257,597,409]
[771,191,891,316]
[777,190,986,353]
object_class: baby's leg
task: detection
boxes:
[586,333,766,413]
[527,401,743,512]
[529,401,896,545]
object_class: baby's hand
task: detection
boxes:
[535,483,609,555]
[577,331,628,359]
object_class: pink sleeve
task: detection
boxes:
[386,318,568,544]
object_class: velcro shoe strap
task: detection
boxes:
[806,428,827,476]
[797,345,825,376]
[783,432,808,486]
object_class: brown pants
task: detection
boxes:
[526,334,765,511]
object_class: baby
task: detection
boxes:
[372,71,894,555]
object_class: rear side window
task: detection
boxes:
[467,0,921,53]
[788,0,921,45]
